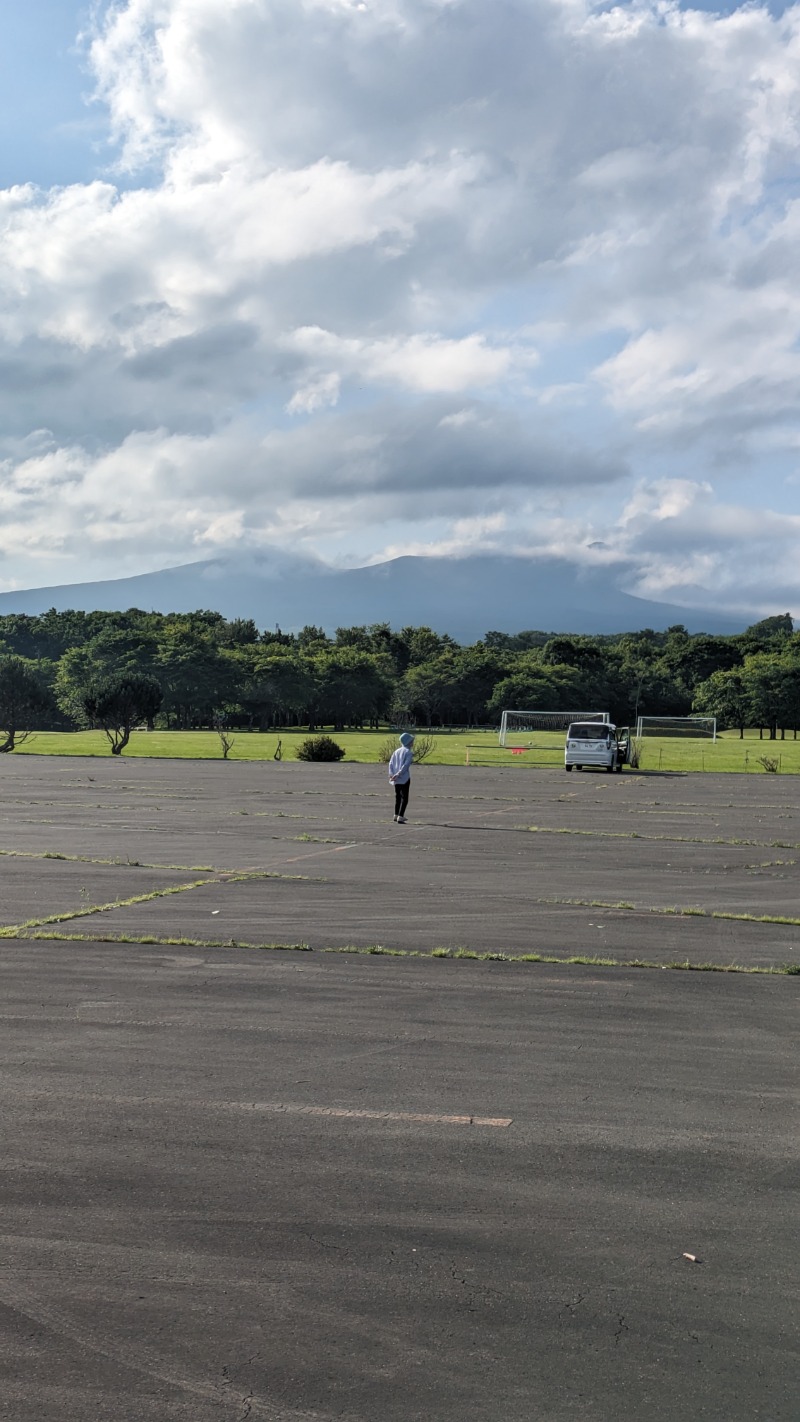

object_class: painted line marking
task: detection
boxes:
[14,1089,511,1127]
[233,1103,513,1127]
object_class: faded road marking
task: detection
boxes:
[13,1088,512,1127]
[233,1102,513,1127]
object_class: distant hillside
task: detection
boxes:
[0,552,750,639]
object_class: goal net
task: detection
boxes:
[499,710,609,746]
[635,715,717,741]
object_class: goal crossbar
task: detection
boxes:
[636,715,717,741]
[499,710,609,746]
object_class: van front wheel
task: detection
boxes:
[565,764,573,772]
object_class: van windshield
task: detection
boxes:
[568,723,611,740]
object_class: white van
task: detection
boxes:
[565,722,628,773]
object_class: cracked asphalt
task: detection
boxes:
[2,756,800,965]
[0,756,797,1419]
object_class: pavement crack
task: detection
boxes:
[299,1230,345,1254]
[614,1314,629,1346]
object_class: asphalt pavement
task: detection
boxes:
[0,943,797,1421]
[0,757,797,1419]
[1,757,800,965]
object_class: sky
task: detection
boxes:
[2,0,800,614]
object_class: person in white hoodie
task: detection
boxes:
[388,732,415,823]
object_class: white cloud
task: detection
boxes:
[285,328,518,397]
[0,0,799,605]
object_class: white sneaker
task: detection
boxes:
[397,816,407,823]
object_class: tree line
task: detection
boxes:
[0,606,797,750]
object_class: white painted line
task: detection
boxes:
[233,1103,513,1127]
[13,1089,512,1128]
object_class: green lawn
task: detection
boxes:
[9,726,800,773]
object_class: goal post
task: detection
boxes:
[499,710,610,746]
[635,715,717,741]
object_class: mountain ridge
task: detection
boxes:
[0,552,750,639]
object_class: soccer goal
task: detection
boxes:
[499,710,610,746]
[635,715,717,741]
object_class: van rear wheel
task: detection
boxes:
[565,765,573,772]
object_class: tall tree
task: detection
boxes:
[693,668,749,738]
[0,657,52,752]
[81,674,163,755]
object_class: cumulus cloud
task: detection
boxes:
[1,0,800,607]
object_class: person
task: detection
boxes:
[388,732,415,822]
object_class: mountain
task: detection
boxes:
[0,552,751,639]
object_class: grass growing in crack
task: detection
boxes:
[22,930,313,951]
[712,910,800,926]
[529,894,800,927]
[523,825,800,851]
[13,931,797,974]
[0,848,217,872]
[0,865,330,941]
[0,878,217,938]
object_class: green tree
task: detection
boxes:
[237,647,317,728]
[0,656,52,752]
[693,669,749,738]
[54,626,160,725]
[217,617,260,647]
[156,627,237,727]
[399,626,457,666]
[741,654,800,740]
[669,635,741,691]
[315,649,394,729]
[435,647,510,725]
[486,662,586,720]
[398,658,458,727]
[81,673,163,755]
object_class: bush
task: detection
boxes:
[378,733,436,763]
[412,734,437,763]
[295,735,345,762]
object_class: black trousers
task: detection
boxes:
[394,780,410,817]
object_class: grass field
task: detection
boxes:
[9,726,800,772]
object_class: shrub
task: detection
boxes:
[757,755,780,773]
[295,735,345,762]
[413,734,437,763]
[378,733,436,764]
